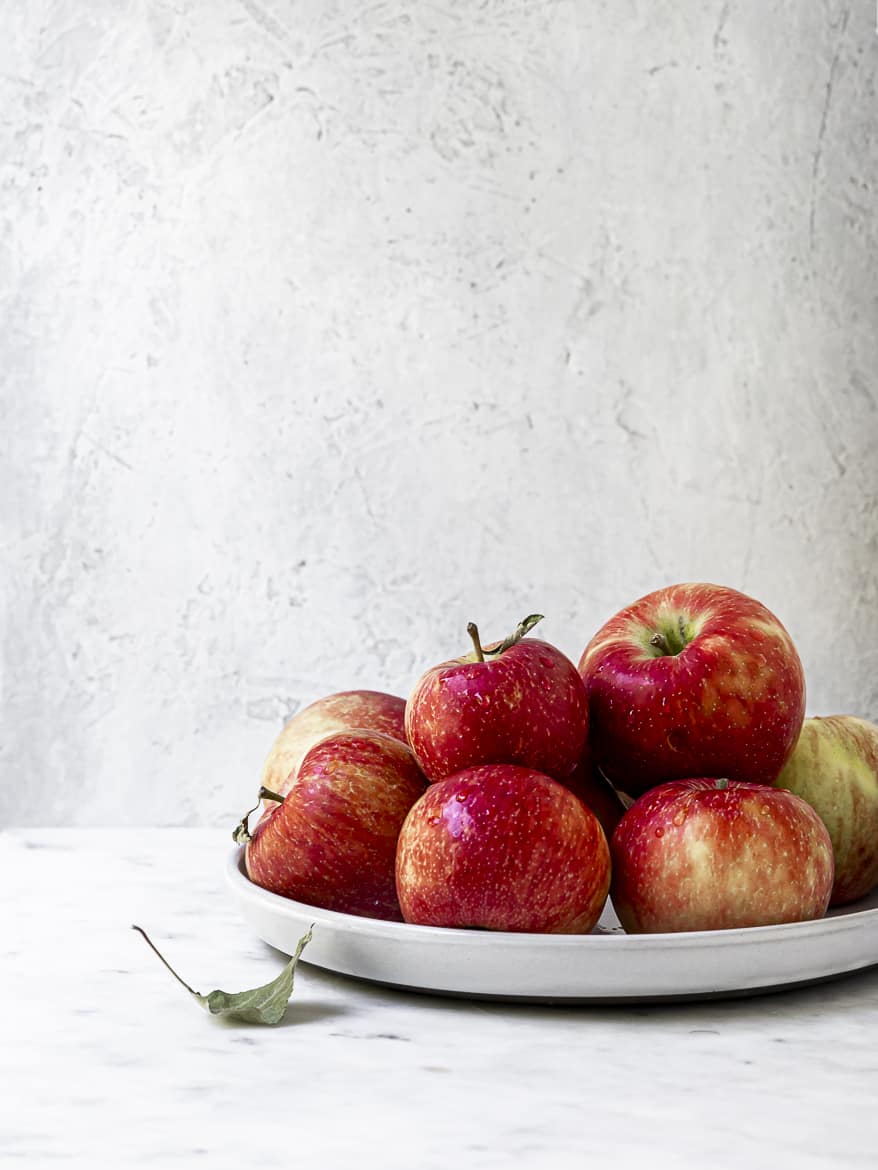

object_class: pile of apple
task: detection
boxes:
[235,583,878,934]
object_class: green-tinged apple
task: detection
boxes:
[610,778,834,933]
[579,583,806,796]
[395,764,610,933]
[406,615,589,783]
[238,730,426,921]
[260,690,407,798]
[773,715,878,906]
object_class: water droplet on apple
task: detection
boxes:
[455,792,467,802]
[427,815,440,826]
[654,826,664,838]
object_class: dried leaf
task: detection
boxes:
[486,613,544,656]
[132,924,313,1025]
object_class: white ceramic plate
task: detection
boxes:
[227,848,878,1002]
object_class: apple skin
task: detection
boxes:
[563,755,630,840]
[245,730,426,921]
[578,583,806,796]
[610,778,834,933]
[260,690,407,798]
[406,637,589,783]
[773,716,878,906]
[395,764,610,933]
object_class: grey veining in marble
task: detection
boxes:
[2,2,877,825]
[4,828,878,1169]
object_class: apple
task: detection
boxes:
[578,583,806,796]
[395,764,610,933]
[772,715,878,906]
[610,778,834,933]
[563,756,630,840]
[238,730,426,921]
[406,615,589,783]
[259,690,407,798]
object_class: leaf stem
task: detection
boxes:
[233,787,285,844]
[132,925,200,997]
[488,614,544,656]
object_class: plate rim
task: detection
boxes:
[227,846,878,949]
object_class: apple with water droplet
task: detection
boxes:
[395,764,610,932]
[578,583,806,796]
[406,615,589,783]
[260,690,407,798]
[772,715,878,906]
[238,730,426,920]
[609,778,834,932]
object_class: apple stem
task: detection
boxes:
[232,786,285,845]
[715,778,730,791]
[466,614,545,661]
[467,621,485,663]
[649,616,692,657]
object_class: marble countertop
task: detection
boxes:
[6,827,878,1169]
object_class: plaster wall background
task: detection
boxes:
[3,0,877,824]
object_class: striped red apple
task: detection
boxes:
[610,778,834,932]
[396,764,610,933]
[773,715,878,905]
[240,730,425,921]
[579,583,806,797]
[405,615,589,784]
[259,689,407,798]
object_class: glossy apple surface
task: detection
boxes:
[244,730,426,920]
[579,583,806,796]
[406,618,589,783]
[260,690,407,798]
[773,715,878,906]
[395,764,610,933]
[610,778,834,933]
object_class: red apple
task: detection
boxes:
[610,778,834,933]
[563,755,630,840]
[773,715,878,906]
[260,690,407,798]
[395,764,610,933]
[406,615,589,783]
[578,583,806,796]
[239,730,426,921]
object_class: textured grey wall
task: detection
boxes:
[3,1,877,825]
